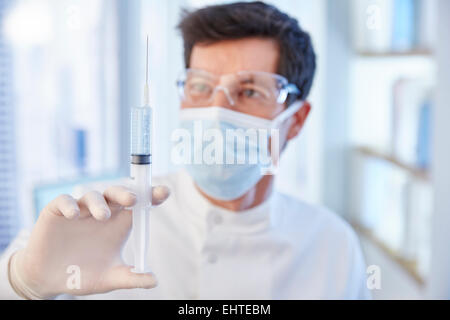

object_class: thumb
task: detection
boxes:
[101,265,158,291]
[152,185,170,207]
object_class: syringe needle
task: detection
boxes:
[143,34,150,106]
[146,35,149,85]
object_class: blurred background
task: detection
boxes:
[0,0,449,299]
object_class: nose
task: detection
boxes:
[211,86,235,108]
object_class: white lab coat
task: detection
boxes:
[0,170,371,299]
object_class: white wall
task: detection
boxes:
[118,0,141,174]
[322,0,351,216]
[428,0,450,300]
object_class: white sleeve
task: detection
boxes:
[0,229,31,299]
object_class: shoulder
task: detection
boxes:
[272,193,369,299]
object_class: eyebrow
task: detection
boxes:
[240,74,256,84]
[241,78,255,84]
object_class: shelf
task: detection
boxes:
[352,222,425,287]
[356,49,434,58]
[355,146,430,182]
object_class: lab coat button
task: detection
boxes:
[213,214,223,225]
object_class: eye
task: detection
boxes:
[188,81,212,95]
[189,83,207,92]
[239,85,269,100]
[241,89,261,98]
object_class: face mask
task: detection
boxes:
[177,102,303,201]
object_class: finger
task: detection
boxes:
[45,195,80,220]
[103,185,137,208]
[77,191,111,221]
[152,186,170,207]
[101,265,157,291]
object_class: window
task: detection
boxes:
[1,0,121,236]
[0,0,18,251]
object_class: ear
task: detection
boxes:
[286,101,311,141]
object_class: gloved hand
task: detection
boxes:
[8,184,170,300]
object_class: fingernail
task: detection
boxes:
[99,208,111,220]
[128,192,137,199]
[68,209,80,219]
[154,186,169,198]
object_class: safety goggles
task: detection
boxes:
[176,69,301,109]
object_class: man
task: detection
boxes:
[0,2,370,299]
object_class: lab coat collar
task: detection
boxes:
[179,170,275,234]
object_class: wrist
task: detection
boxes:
[8,250,47,300]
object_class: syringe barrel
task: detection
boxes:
[130,105,152,274]
[130,106,152,163]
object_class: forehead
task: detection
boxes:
[189,37,279,75]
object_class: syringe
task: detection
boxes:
[130,36,152,274]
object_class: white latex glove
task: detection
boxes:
[8,184,170,300]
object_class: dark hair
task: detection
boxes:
[177,1,316,105]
